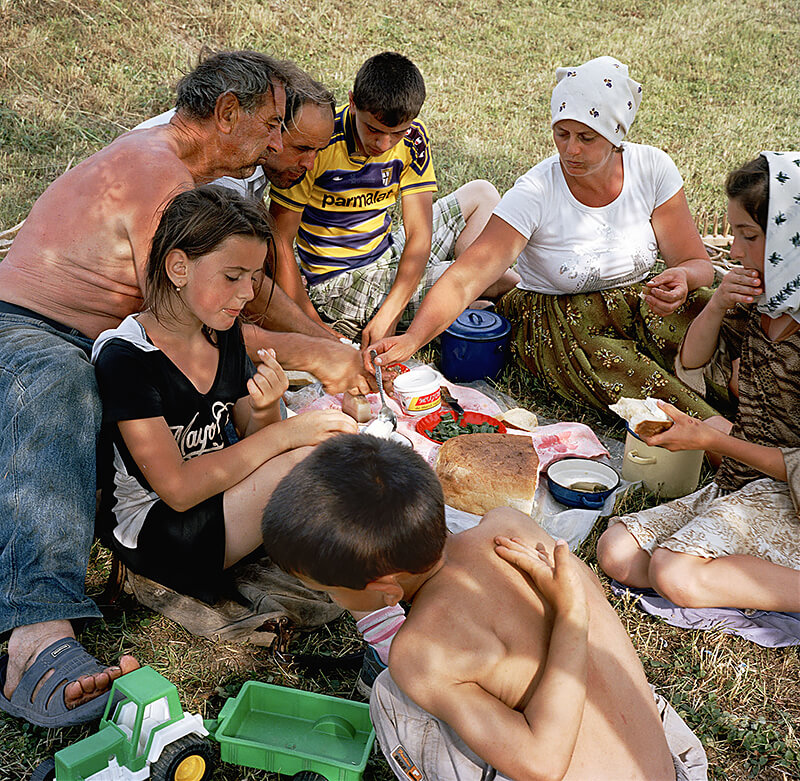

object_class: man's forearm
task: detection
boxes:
[242,324,325,371]
[241,323,375,395]
[248,282,335,340]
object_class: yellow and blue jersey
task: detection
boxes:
[270,104,437,285]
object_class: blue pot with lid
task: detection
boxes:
[440,308,511,383]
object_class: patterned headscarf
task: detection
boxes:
[759,151,800,321]
[550,56,643,146]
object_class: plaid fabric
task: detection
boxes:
[307,192,465,340]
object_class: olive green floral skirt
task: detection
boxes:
[497,282,718,418]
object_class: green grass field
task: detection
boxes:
[1,1,799,778]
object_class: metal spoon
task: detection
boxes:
[370,350,398,431]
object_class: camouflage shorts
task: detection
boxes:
[307,192,466,340]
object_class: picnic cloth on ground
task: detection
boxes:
[610,581,800,648]
[497,282,719,418]
[295,370,610,466]
[122,553,343,646]
[292,370,618,549]
[295,370,506,464]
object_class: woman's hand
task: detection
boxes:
[643,267,689,316]
[282,409,359,449]
[645,401,715,452]
[494,536,587,622]
[710,266,762,311]
[248,348,289,415]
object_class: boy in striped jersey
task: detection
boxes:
[270,52,518,345]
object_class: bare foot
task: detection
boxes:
[4,621,139,710]
[63,655,139,709]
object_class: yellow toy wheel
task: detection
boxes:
[150,734,215,781]
[174,754,206,781]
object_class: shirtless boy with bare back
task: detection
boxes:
[262,434,708,781]
[0,50,369,728]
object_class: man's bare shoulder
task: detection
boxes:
[96,126,191,186]
[31,126,191,215]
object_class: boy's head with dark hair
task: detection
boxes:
[262,434,446,609]
[348,53,426,158]
[352,52,426,127]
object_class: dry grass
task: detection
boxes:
[1,0,800,778]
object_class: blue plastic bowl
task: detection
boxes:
[546,458,620,509]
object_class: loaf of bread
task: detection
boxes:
[608,396,674,438]
[435,433,539,516]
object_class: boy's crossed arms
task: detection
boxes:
[393,535,589,781]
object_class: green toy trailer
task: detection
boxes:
[32,666,375,781]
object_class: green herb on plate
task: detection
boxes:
[424,413,499,443]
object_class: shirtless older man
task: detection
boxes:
[0,50,368,728]
[263,436,708,781]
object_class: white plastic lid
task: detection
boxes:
[393,366,439,392]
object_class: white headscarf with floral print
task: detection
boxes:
[759,151,800,322]
[550,56,642,147]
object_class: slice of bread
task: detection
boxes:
[435,433,539,516]
[497,407,539,432]
[608,397,674,438]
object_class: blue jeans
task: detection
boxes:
[0,305,103,634]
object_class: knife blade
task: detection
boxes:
[440,386,465,416]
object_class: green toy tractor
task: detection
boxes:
[31,665,375,781]
[32,666,214,781]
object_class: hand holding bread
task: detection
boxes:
[608,396,674,438]
[640,400,717,453]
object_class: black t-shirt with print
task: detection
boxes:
[95,322,253,516]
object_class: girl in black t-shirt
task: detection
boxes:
[93,186,356,603]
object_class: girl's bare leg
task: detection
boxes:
[649,548,800,611]
[596,523,653,588]
[222,446,313,568]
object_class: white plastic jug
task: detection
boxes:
[622,431,704,499]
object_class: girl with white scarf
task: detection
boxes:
[599,152,800,613]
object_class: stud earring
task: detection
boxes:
[175,284,182,294]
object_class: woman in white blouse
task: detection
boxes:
[367,56,717,416]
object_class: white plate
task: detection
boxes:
[547,458,619,490]
[390,432,413,448]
